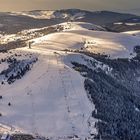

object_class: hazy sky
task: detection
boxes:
[0,0,140,14]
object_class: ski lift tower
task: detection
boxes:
[28,41,34,49]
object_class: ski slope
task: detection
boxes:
[1,22,140,138]
[0,49,95,138]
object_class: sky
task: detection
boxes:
[0,0,140,15]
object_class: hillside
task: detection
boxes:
[0,9,140,34]
[1,15,140,140]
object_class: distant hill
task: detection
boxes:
[125,8,140,16]
[0,9,140,34]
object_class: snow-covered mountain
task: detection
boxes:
[11,9,86,20]
[1,10,140,140]
[0,9,140,34]
[11,10,69,19]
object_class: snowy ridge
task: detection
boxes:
[58,22,105,31]
[10,10,86,20]
[32,22,140,58]
[10,11,56,19]
[123,30,140,37]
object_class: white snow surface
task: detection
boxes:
[56,22,105,32]
[32,23,140,58]
[11,11,69,19]
[11,11,55,19]
[123,30,140,37]
[11,11,86,20]
[114,22,140,26]
[1,22,140,138]
[0,49,94,138]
